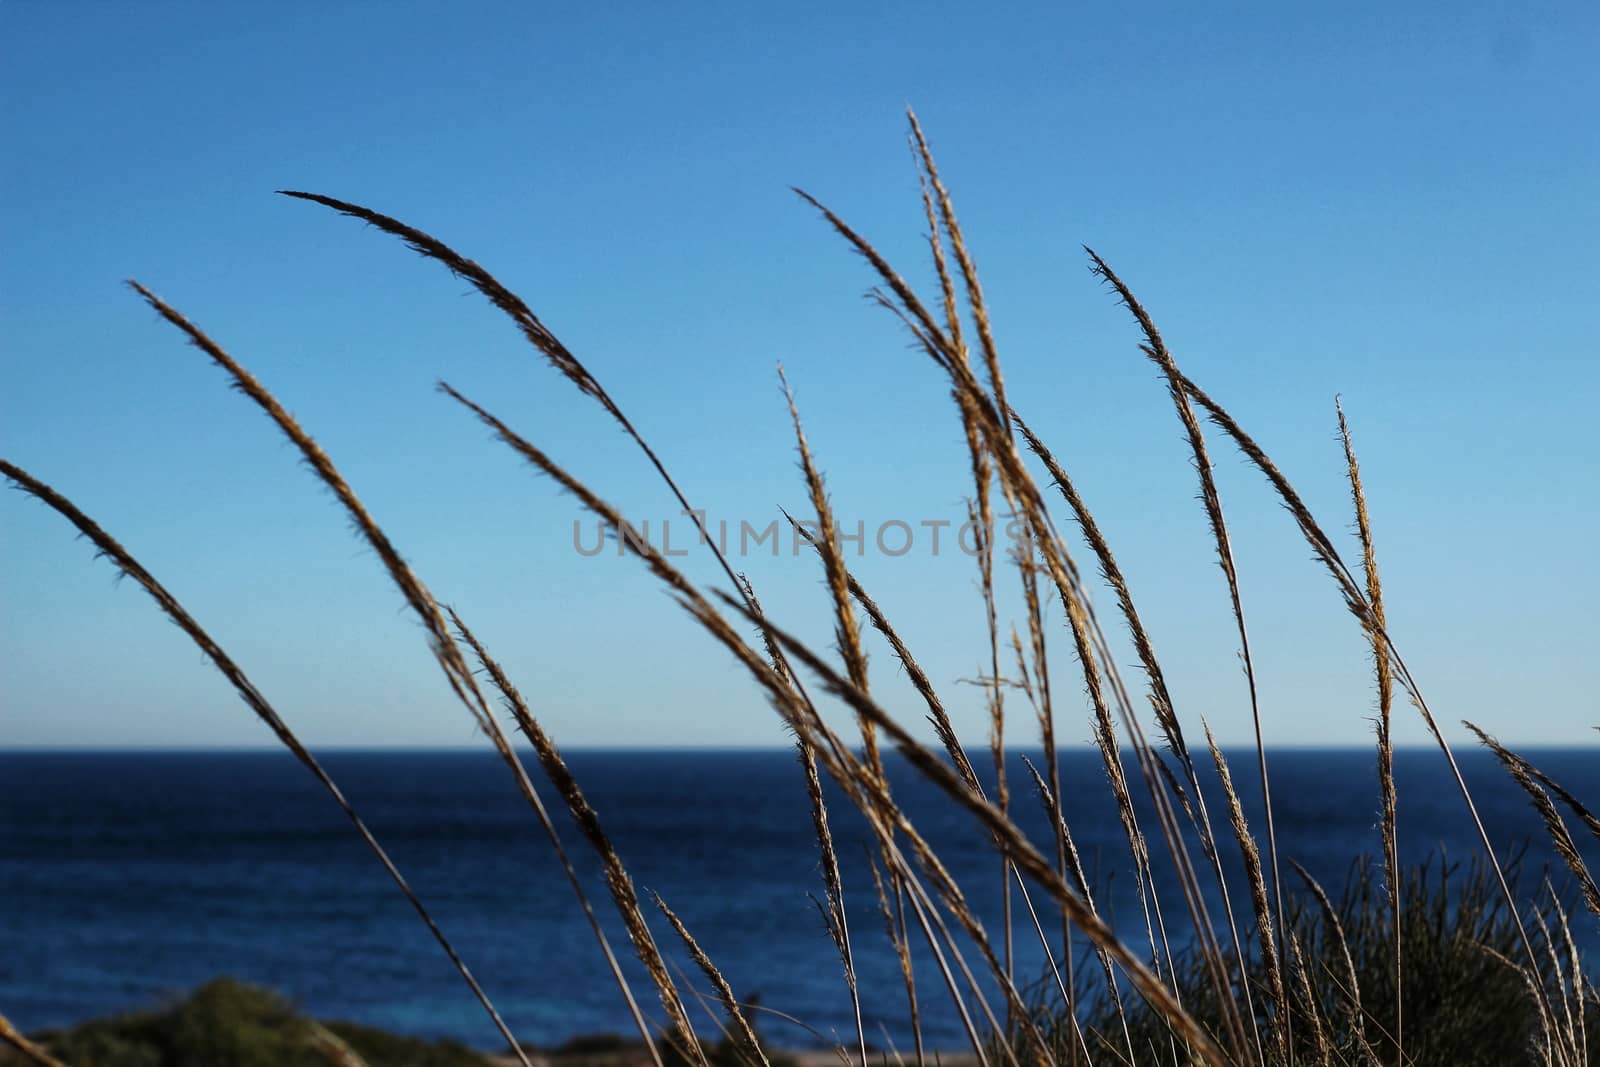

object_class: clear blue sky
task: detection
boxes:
[3,2,1595,749]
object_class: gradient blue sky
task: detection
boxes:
[3,2,1596,749]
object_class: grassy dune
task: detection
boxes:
[0,979,804,1067]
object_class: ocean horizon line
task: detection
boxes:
[3,741,1592,754]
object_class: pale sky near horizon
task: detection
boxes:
[2,2,1596,750]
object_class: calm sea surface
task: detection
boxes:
[2,747,1593,1049]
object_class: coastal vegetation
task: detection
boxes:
[0,980,490,1067]
[0,979,793,1067]
[3,113,1595,1066]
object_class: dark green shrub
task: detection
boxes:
[31,978,488,1067]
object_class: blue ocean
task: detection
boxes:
[1,747,1593,1051]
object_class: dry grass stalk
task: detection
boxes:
[1005,628,1053,892]
[1012,417,1180,749]
[878,843,1031,1067]
[449,612,693,1064]
[834,802,1002,1062]
[442,389,1074,1065]
[1288,860,1370,1057]
[1466,725,1600,849]
[278,190,817,737]
[1533,906,1580,1063]
[802,181,1248,1053]
[439,382,818,766]
[128,284,672,1067]
[1286,935,1331,1064]
[1529,772,1600,848]
[911,139,996,571]
[794,187,1058,599]
[305,1021,372,1067]
[653,895,770,1067]
[444,382,947,1063]
[0,460,532,1067]
[128,282,493,732]
[1012,880,1092,1066]
[1013,543,1235,1058]
[776,380,909,1066]
[1168,354,1558,1023]
[0,1010,71,1067]
[788,516,981,793]
[791,513,1079,1063]
[716,594,1229,1065]
[786,763,983,1059]
[798,733,869,1067]
[1526,764,1600,845]
[1335,396,1401,1064]
[1022,757,1134,1066]
[1015,555,1079,1010]
[1467,724,1600,917]
[1121,728,1248,1061]
[276,191,608,408]
[786,509,1077,1066]
[1016,413,1264,1051]
[793,554,1083,1062]
[988,515,1193,1023]
[799,740,847,963]
[847,778,1049,1067]
[980,728,1087,1062]
[796,167,1235,991]
[868,854,925,1067]
[1203,722,1288,1061]
[1087,250,1290,1047]
[803,149,1414,1061]
[778,368,880,780]
[906,108,1010,434]
[736,574,790,684]
[1050,625,1182,1049]
[916,166,966,360]
[1479,943,1560,1067]
[978,510,1014,1038]
[1004,441,1241,1049]
[737,570,867,1063]
[761,588,1062,1062]
[905,118,1018,1029]
[1549,893,1588,1061]
[892,864,992,1066]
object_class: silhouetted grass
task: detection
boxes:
[3,111,1594,1067]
